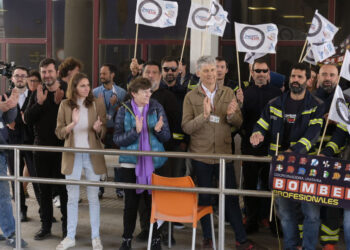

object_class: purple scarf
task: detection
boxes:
[131,99,154,194]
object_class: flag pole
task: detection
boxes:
[236,50,241,89]
[180,27,189,64]
[270,132,279,222]
[134,24,139,59]
[298,40,308,63]
[300,46,312,63]
[317,76,342,155]
[201,28,208,56]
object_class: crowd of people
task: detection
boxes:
[0,53,349,250]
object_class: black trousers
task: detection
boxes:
[34,151,67,232]
[7,150,41,213]
[242,161,270,226]
[120,168,161,239]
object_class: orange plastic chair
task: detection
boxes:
[147,174,216,250]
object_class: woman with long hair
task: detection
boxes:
[55,72,106,250]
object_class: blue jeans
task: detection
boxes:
[192,160,246,243]
[66,153,101,239]
[276,197,320,250]
[0,153,16,237]
[344,209,350,250]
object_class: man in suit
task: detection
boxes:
[6,66,41,222]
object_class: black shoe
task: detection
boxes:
[119,238,132,250]
[151,237,162,250]
[6,233,28,248]
[135,230,149,242]
[98,190,103,199]
[34,229,51,240]
[21,212,29,222]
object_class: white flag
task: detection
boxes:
[244,52,266,64]
[135,0,178,28]
[207,2,228,37]
[186,2,227,37]
[311,41,336,63]
[303,44,317,65]
[328,85,350,134]
[307,10,338,44]
[235,22,278,53]
[187,2,210,31]
[340,50,350,81]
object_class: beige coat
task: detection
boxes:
[55,98,107,175]
[182,84,243,164]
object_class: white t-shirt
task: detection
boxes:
[73,98,90,148]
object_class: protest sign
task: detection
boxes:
[270,152,350,208]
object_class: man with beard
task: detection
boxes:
[239,59,282,234]
[93,64,126,199]
[5,66,41,222]
[250,63,324,250]
[313,64,344,250]
[24,58,68,240]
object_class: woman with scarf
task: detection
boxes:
[55,72,106,250]
[114,77,170,250]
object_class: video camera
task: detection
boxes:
[0,61,16,79]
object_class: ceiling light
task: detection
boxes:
[283,15,304,19]
[248,7,276,11]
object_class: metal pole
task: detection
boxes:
[218,158,226,250]
[14,148,21,249]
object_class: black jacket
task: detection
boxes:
[253,91,324,155]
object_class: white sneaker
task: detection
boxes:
[56,237,75,250]
[92,237,103,250]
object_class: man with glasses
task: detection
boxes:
[239,58,282,234]
[5,66,42,222]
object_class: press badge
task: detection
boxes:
[0,122,3,129]
[209,115,220,123]
[106,114,112,120]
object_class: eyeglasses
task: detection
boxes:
[163,67,177,72]
[13,75,27,79]
[254,69,269,73]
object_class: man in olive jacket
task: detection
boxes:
[182,56,257,249]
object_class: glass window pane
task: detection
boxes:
[276,46,302,78]
[1,0,46,38]
[7,44,46,69]
[147,44,189,63]
[99,0,190,40]
[223,0,328,40]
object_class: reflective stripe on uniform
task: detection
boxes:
[325,141,340,154]
[301,107,317,115]
[269,106,283,118]
[172,133,184,140]
[257,118,269,131]
[320,235,339,242]
[298,137,312,151]
[337,122,348,132]
[321,224,340,236]
[309,118,323,126]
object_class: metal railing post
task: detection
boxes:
[218,158,226,250]
[14,148,21,249]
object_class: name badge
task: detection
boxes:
[106,114,112,121]
[209,115,220,123]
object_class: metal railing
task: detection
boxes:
[0,144,272,250]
